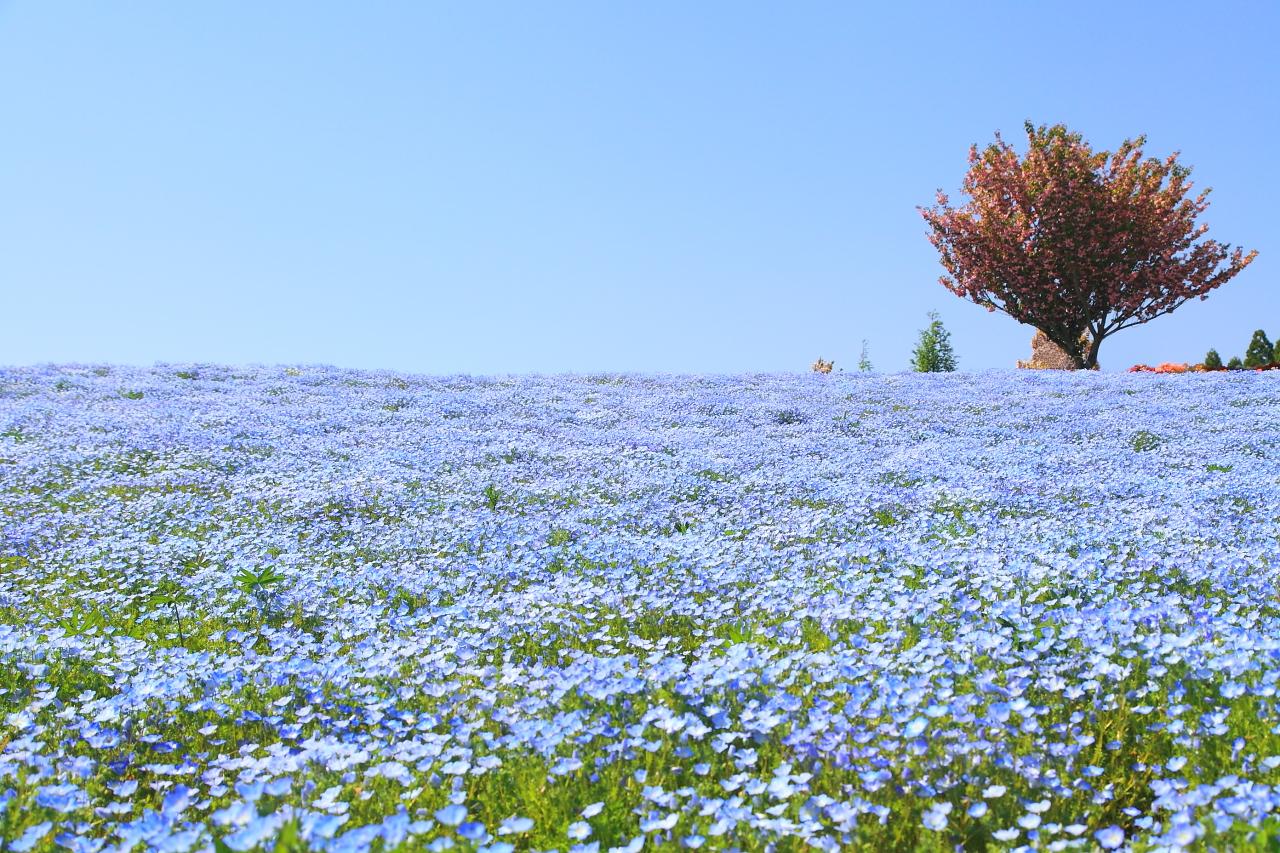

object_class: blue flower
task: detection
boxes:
[10,822,53,853]
[35,783,88,813]
[922,803,950,831]
[498,816,534,835]
[435,804,468,827]
[1095,826,1125,849]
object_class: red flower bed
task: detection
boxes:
[1129,363,1280,373]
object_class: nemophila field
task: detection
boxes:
[2,366,1280,852]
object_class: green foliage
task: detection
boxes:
[1130,430,1163,452]
[911,311,957,372]
[147,577,191,643]
[1227,356,1244,370]
[666,514,694,534]
[1203,348,1223,369]
[858,339,873,371]
[1244,329,1274,367]
[483,483,503,510]
[233,564,287,617]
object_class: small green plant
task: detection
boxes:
[1130,430,1163,452]
[772,408,806,425]
[175,370,198,380]
[119,389,145,400]
[858,339,873,372]
[148,578,190,644]
[233,564,287,617]
[1203,349,1223,370]
[547,527,573,546]
[1244,329,1274,368]
[911,311,957,372]
[483,483,503,510]
[872,507,902,526]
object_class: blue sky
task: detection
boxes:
[2,1,1275,374]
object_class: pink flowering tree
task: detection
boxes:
[920,122,1257,369]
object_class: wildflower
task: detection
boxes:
[435,804,468,827]
[1095,826,1125,848]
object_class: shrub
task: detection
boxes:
[1203,349,1223,370]
[911,311,957,372]
[811,358,834,374]
[1227,356,1244,370]
[1244,330,1273,368]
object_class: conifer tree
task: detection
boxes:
[911,312,957,372]
[1244,330,1274,368]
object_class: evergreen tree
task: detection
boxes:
[1203,349,1223,370]
[911,312,957,372]
[1227,356,1244,370]
[858,340,873,372]
[1244,329,1273,367]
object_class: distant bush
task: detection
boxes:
[811,358,834,374]
[1227,356,1244,370]
[1203,349,1223,370]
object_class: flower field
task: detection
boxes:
[4,365,1280,852]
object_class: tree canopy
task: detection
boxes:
[920,122,1257,369]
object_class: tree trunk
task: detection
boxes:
[1082,332,1103,370]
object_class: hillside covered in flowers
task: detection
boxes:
[3,365,1280,852]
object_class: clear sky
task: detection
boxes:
[2,1,1275,374]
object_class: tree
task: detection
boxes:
[912,311,957,372]
[1244,329,1273,368]
[1203,348,1223,370]
[1227,356,1244,370]
[920,121,1258,369]
[858,339,873,372]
